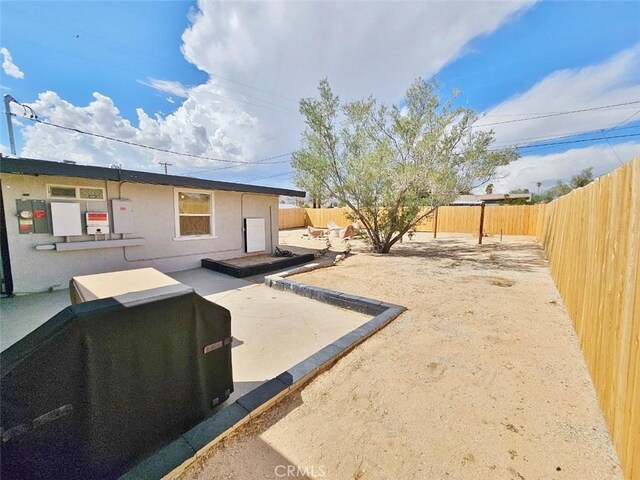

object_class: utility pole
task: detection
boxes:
[4,94,17,155]
[158,162,172,174]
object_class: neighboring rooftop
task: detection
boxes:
[0,155,306,198]
[451,193,532,205]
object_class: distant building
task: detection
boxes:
[451,193,532,205]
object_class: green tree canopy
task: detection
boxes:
[569,167,594,188]
[513,167,596,203]
[292,78,518,253]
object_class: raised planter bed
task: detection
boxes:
[201,253,316,278]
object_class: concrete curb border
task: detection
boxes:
[121,262,406,480]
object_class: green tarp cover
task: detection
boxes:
[1,285,232,479]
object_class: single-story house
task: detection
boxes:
[0,156,305,294]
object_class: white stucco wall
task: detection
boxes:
[1,174,279,293]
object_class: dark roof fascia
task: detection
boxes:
[0,156,306,198]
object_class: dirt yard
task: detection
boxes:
[182,230,621,480]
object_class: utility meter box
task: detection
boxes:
[86,211,109,235]
[112,199,134,234]
[15,199,50,234]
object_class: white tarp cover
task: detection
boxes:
[70,267,180,303]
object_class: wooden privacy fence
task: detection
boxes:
[280,204,543,236]
[302,208,351,229]
[536,158,639,480]
[280,159,639,477]
[278,207,307,230]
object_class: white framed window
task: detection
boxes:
[174,188,215,239]
[47,184,105,201]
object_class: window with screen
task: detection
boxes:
[175,190,213,237]
[79,187,105,200]
[49,186,77,198]
[48,185,105,200]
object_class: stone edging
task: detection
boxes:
[121,262,406,480]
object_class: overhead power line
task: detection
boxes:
[15,113,295,166]
[480,106,640,118]
[475,100,640,127]
[491,123,639,147]
[243,170,294,183]
[599,130,624,166]
[183,153,294,175]
[9,105,638,177]
[497,132,640,150]
[185,158,292,176]
[607,109,640,131]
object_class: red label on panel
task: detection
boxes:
[33,210,46,219]
[119,207,127,211]
[87,213,108,221]
[20,224,30,231]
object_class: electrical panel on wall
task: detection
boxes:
[244,218,266,253]
[15,199,50,234]
[86,212,109,235]
[50,202,82,236]
[112,199,134,234]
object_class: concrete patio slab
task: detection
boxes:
[2,267,369,408]
[0,289,71,351]
[168,268,369,402]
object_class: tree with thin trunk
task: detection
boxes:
[544,167,595,200]
[569,167,594,188]
[292,78,518,253]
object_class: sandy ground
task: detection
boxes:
[182,230,621,480]
[220,253,293,267]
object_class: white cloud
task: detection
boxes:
[20,84,259,173]
[476,44,640,193]
[1,47,24,79]
[18,1,534,180]
[181,1,532,101]
[481,45,640,146]
[138,78,190,98]
[487,142,639,193]
[176,0,533,177]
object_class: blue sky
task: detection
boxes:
[1,0,639,192]
[438,2,638,109]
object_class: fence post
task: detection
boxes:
[433,207,438,239]
[478,203,486,245]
